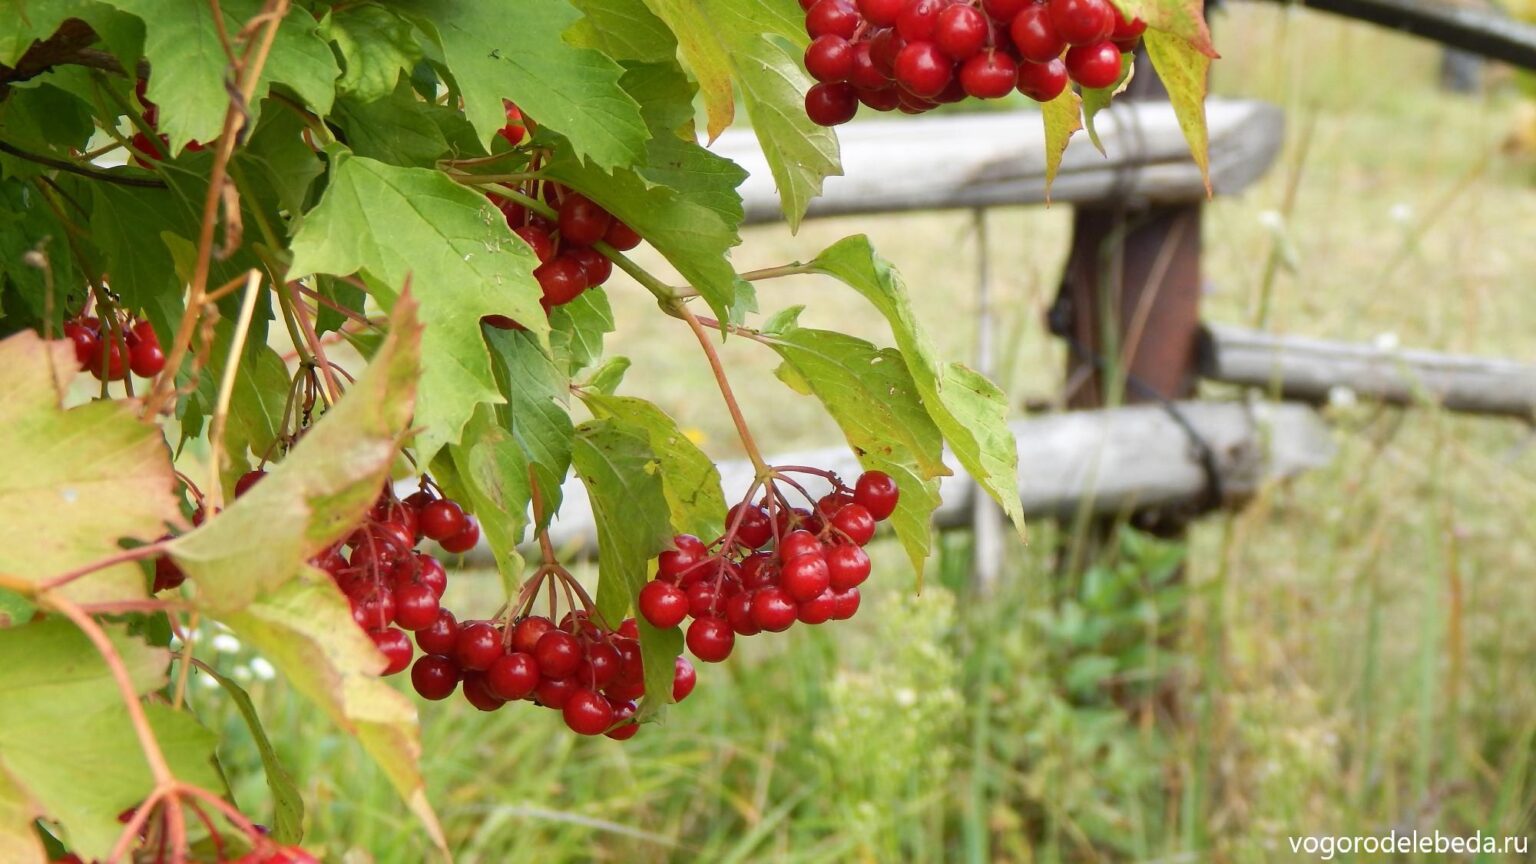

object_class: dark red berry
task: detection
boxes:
[853,471,900,520]
[1017,57,1069,101]
[453,621,502,671]
[1010,6,1066,63]
[153,554,185,592]
[234,469,266,498]
[1111,10,1147,40]
[686,616,734,662]
[514,225,555,263]
[805,82,858,127]
[558,194,612,246]
[413,554,448,598]
[750,587,799,633]
[512,615,555,654]
[658,535,708,581]
[896,0,947,42]
[961,52,1018,98]
[486,652,540,700]
[393,582,441,631]
[807,0,860,39]
[857,0,904,25]
[535,675,577,708]
[893,41,952,99]
[725,591,761,635]
[832,504,877,545]
[826,544,872,590]
[371,627,413,676]
[934,4,988,60]
[982,0,1030,20]
[416,609,459,655]
[128,335,166,378]
[535,255,588,306]
[462,672,506,711]
[350,590,396,630]
[439,516,480,554]
[605,701,640,740]
[727,502,774,548]
[411,655,459,700]
[639,580,689,628]
[797,589,838,625]
[1065,39,1122,88]
[672,655,697,702]
[781,553,831,602]
[64,320,98,368]
[740,552,777,589]
[603,219,641,250]
[569,246,612,287]
[1049,0,1115,45]
[868,28,907,76]
[779,530,822,561]
[563,689,615,735]
[535,630,582,678]
[89,332,127,380]
[832,587,862,620]
[849,43,891,90]
[419,499,466,541]
[806,34,856,83]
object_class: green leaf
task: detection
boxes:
[572,420,673,630]
[581,356,630,396]
[1144,30,1212,195]
[1080,54,1134,155]
[100,0,339,154]
[0,179,85,328]
[0,83,95,180]
[0,589,33,629]
[549,286,614,375]
[199,665,303,843]
[287,150,546,464]
[567,0,677,64]
[763,322,945,574]
[0,619,219,860]
[0,0,127,65]
[634,618,682,722]
[807,237,1025,540]
[1040,87,1083,203]
[446,405,531,583]
[0,332,180,602]
[169,295,422,612]
[637,0,734,138]
[324,2,422,103]
[583,394,726,541]
[0,763,43,864]
[331,91,451,169]
[404,0,647,169]
[234,102,326,216]
[222,575,446,852]
[484,328,573,525]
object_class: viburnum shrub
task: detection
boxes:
[0,0,1209,860]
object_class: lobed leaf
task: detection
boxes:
[583,393,727,541]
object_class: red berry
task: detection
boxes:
[725,591,761,635]
[897,0,947,42]
[1065,40,1123,88]
[90,332,128,380]
[419,499,465,541]
[514,224,555,263]
[1009,6,1066,63]
[498,100,525,146]
[486,651,540,700]
[153,554,185,592]
[750,587,799,633]
[740,552,778,589]
[462,672,506,711]
[805,82,858,127]
[512,615,555,654]
[350,590,396,630]
[826,544,872,590]
[658,534,708,581]
[413,553,448,598]
[371,627,413,676]
[832,504,877,545]
[1049,0,1114,45]
[535,675,577,708]
[412,655,459,699]
[781,553,831,602]
[234,469,266,498]
[805,34,856,83]
[868,28,907,76]
[617,618,640,639]
[63,320,98,369]
[832,587,862,620]
[893,41,952,99]
[779,530,822,561]
[686,616,734,662]
[603,220,641,250]
[672,655,697,701]
[854,471,900,520]
[605,701,640,740]
[806,0,860,38]
[727,502,773,549]
[933,4,988,60]
[415,608,459,655]
[797,589,838,625]
[960,51,1018,98]
[128,335,166,378]
[577,642,620,689]
[535,255,588,306]
[857,85,901,111]
[563,689,615,735]
[1017,57,1069,101]
[565,246,610,287]
[639,580,690,628]
[557,193,612,246]
[535,629,582,678]
[858,0,905,25]
[453,621,502,671]
[439,516,480,554]
[849,43,891,90]
[1112,10,1147,39]
[392,582,441,631]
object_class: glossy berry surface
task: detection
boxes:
[960,52,1018,98]
[893,41,952,98]
[1065,40,1123,88]
[535,630,583,678]
[487,652,540,700]
[639,580,690,628]
[686,616,735,662]
[453,622,502,671]
[934,5,988,60]
[1010,7,1066,63]
[1017,57,1069,101]
[805,82,859,127]
[1049,0,1115,45]
[853,470,900,520]
[563,689,616,735]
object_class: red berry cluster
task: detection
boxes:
[480,103,641,329]
[302,481,480,677]
[63,313,166,381]
[131,77,205,163]
[800,0,1146,124]
[409,606,696,739]
[639,469,900,662]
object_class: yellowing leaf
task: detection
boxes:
[1041,87,1083,204]
[1113,0,1217,59]
[0,332,179,603]
[1144,30,1212,195]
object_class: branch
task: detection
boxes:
[0,19,131,98]
[1242,0,1536,69]
[0,141,165,188]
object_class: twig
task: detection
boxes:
[674,301,769,474]
[36,539,173,593]
[0,140,166,187]
[283,281,343,402]
[206,270,263,513]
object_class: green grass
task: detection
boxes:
[198,9,1536,862]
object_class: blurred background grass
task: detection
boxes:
[197,7,1536,862]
